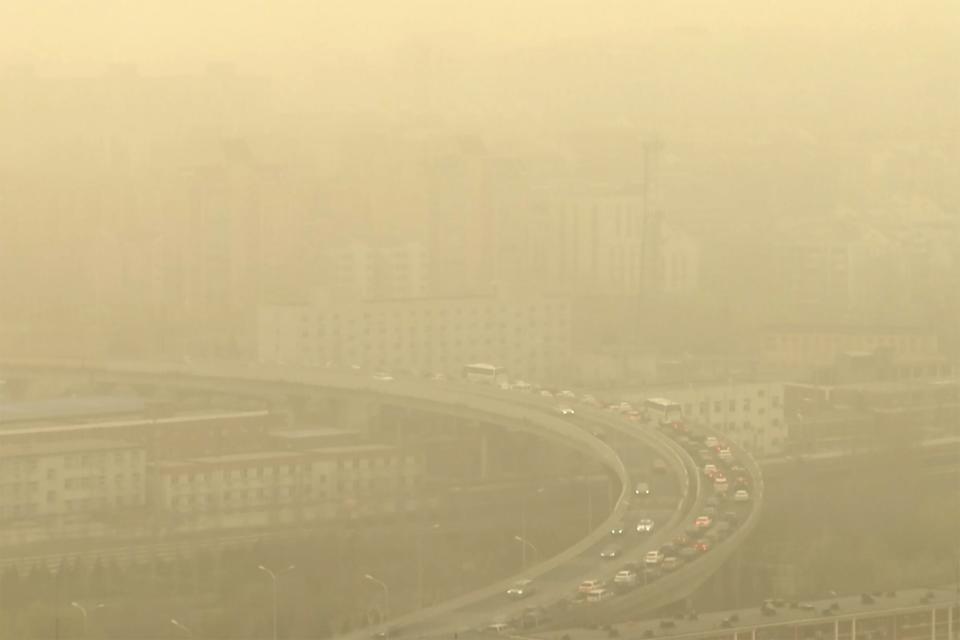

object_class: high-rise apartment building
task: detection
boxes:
[257,294,573,383]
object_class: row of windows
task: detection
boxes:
[63,474,141,490]
[165,458,415,485]
[64,450,143,469]
[298,305,569,324]
[714,419,783,432]
[682,396,781,415]
[770,334,934,352]
[168,476,419,508]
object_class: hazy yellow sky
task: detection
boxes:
[3,0,956,73]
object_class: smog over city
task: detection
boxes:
[0,2,957,639]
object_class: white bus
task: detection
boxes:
[644,397,683,425]
[462,363,509,385]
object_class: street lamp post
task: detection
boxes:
[519,487,545,568]
[364,573,390,621]
[170,618,193,638]
[258,564,296,640]
[70,602,104,636]
[513,535,540,570]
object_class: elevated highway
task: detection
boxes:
[0,359,765,636]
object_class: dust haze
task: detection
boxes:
[0,2,958,639]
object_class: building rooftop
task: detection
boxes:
[189,451,302,464]
[0,410,272,440]
[1,438,139,458]
[0,395,146,424]
[308,444,399,456]
[269,428,357,439]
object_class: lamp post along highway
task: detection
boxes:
[259,564,296,640]
[170,619,193,638]
[513,535,540,570]
[519,487,545,569]
[71,602,103,637]
[364,573,390,621]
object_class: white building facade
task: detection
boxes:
[257,294,573,383]
[623,382,788,457]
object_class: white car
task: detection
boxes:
[718,447,733,460]
[578,579,605,593]
[613,570,637,586]
[556,406,575,416]
[734,489,751,502]
[557,390,576,399]
[635,518,655,533]
[644,550,664,565]
[371,372,394,382]
[539,390,554,398]
[634,482,651,496]
[705,436,719,448]
[586,588,614,603]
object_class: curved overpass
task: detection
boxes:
[0,359,763,636]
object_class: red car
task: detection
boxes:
[694,541,710,553]
[694,516,713,529]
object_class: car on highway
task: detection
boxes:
[613,569,638,587]
[694,515,713,529]
[578,579,605,593]
[371,627,402,639]
[557,390,576,399]
[718,447,733,460]
[586,588,615,603]
[722,511,741,526]
[371,372,395,382]
[486,622,512,634]
[600,547,621,560]
[610,524,626,536]
[634,482,651,496]
[635,518,655,533]
[644,550,664,565]
[662,556,681,572]
[734,489,751,502]
[539,390,554,398]
[705,436,719,448]
[694,541,711,553]
[506,579,535,599]
[703,464,718,478]
[556,406,575,416]
[673,533,689,547]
